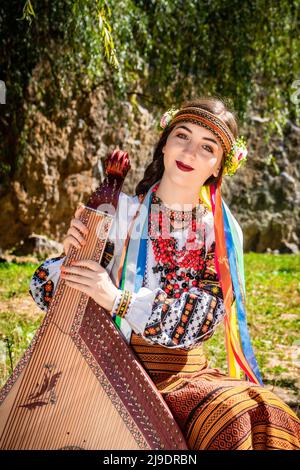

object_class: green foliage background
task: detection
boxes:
[1,0,300,186]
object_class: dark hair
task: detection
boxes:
[135,96,239,197]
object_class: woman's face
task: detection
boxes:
[162,122,224,188]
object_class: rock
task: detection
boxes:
[0,75,299,253]
[279,242,299,254]
[11,234,63,258]
[280,171,295,185]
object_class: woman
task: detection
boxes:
[29,97,300,450]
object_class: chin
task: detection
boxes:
[170,173,194,187]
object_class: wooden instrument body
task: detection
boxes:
[0,152,188,450]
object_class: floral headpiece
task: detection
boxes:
[158,106,248,177]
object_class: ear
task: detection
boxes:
[212,166,220,178]
[162,145,165,154]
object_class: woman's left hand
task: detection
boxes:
[60,260,119,314]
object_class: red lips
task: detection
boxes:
[175,160,194,171]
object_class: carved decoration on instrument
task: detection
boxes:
[18,363,62,410]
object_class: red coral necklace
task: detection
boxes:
[148,183,207,297]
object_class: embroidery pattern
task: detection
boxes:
[29,256,64,311]
[29,240,114,312]
[142,240,226,349]
[101,239,115,269]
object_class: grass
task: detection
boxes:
[0,253,299,415]
[0,262,45,385]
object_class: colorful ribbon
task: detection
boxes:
[113,179,263,385]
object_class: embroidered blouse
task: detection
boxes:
[29,191,232,350]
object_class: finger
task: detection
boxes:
[71,259,101,271]
[66,227,86,245]
[74,204,85,219]
[61,266,94,278]
[64,234,83,250]
[61,273,91,286]
[65,280,92,295]
[70,218,89,236]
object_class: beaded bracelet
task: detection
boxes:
[113,289,133,318]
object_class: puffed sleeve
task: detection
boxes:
[110,241,226,349]
[28,254,66,312]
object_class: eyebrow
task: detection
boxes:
[174,125,220,149]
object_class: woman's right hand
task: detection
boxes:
[62,204,89,255]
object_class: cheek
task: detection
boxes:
[194,155,219,172]
[163,144,176,166]
[208,156,219,168]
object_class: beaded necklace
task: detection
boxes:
[148,183,208,298]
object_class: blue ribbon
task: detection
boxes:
[222,201,263,385]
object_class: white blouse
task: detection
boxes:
[29,191,227,350]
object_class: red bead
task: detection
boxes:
[149,193,208,283]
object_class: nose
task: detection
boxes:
[182,140,197,162]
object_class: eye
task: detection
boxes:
[176,133,188,140]
[203,144,214,153]
[176,134,214,154]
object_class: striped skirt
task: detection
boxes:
[130,333,300,450]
